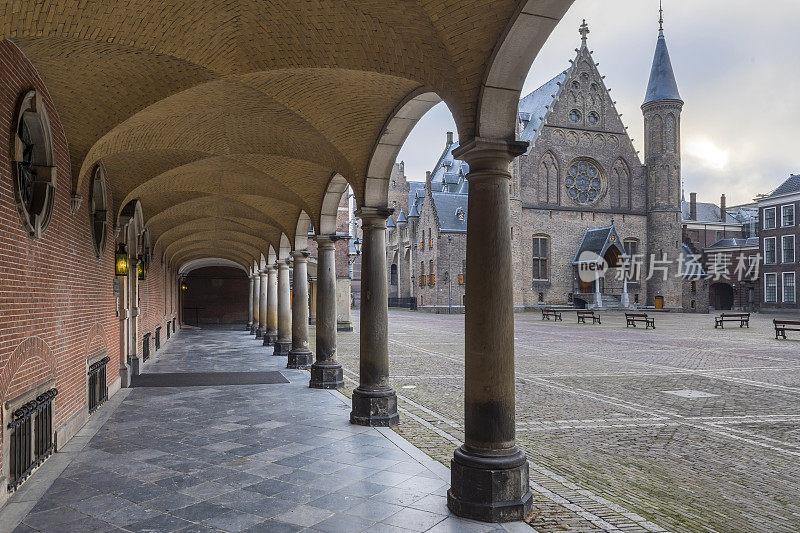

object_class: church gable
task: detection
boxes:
[516,21,646,213]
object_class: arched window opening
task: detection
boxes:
[89,165,108,258]
[11,89,56,238]
[390,264,398,286]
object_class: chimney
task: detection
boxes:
[689,192,697,220]
[446,131,453,145]
[720,194,726,222]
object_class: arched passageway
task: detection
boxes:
[711,282,734,310]
[182,266,249,325]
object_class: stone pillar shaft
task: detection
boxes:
[309,279,317,325]
[251,273,259,335]
[351,208,398,426]
[264,266,278,345]
[447,138,532,523]
[310,236,343,388]
[288,251,312,368]
[257,271,267,338]
[247,275,254,331]
[274,259,292,356]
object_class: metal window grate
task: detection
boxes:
[88,356,110,414]
[143,333,151,361]
[155,327,162,350]
[8,388,58,491]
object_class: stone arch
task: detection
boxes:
[363,90,442,207]
[475,1,574,140]
[85,322,109,361]
[278,233,292,260]
[538,151,559,205]
[294,211,312,251]
[179,258,247,275]
[0,337,57,400]
[318,173,350,235]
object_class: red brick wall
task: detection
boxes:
[0,40,123,480]
[138,242,178,354]
[182,266,248,324]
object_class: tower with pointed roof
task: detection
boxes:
[642,6,684,307]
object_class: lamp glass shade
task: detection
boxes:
[115,244,129,276]
[353,237,362,255]
[137,257,145,280]
[180,282,188,291]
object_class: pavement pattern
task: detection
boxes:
[334,309,800,533]
[3,326,529,533]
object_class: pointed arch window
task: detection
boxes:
[11,90,56,238]
[532,235,549,281]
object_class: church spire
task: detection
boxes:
[643,3,682,105]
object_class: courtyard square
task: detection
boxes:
[336,310,800,533]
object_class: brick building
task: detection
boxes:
[757,175,800,310]
[388,21,704,312]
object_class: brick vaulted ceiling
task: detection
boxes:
[2,0,571,269]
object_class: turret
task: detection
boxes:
[642,6,683,308]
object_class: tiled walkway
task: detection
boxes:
[2,327,528,533]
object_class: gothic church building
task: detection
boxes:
[388,19,704,311]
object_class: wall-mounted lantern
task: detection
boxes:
[115,243,129,276]
[137,255,146,280]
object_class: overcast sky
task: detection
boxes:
[397,0,800,206]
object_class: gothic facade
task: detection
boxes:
[388,21,705,312]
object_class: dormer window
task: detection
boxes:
[456,207,465,222]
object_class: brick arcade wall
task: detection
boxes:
[0,40,176,496]
[137,242,179,356]
[181,266,248,325]
[0,40,121,485]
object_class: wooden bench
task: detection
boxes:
[576,310,601,325]
[626,312,654,329]
[541,308,562,322]
[774,319,800,340]
[714,312,750,329]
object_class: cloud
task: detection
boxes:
[397,0,800,204]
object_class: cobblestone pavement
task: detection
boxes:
[334,310,800,533]
[4,327,529,533]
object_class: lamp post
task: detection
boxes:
[447,235,452,314]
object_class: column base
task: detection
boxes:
[263,333,277,346]
[350,387,399,426]
[287,349,313,369]
[336,321,353,332]
[119,364,132,388]
[255,327,264,339]
[130,355,141,377]
[250,324,256,335]
[447,445,532,523]
[246,322,252,331]
[274,340,291,356]
[308,317,316,325]
[309,362,343,389]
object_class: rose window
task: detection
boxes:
[566,160,602,203]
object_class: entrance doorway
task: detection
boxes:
[710,282,734,310]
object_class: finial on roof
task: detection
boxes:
[659,1,664,31]
[579,19,590,45]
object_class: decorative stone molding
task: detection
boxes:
[70,193,83,214]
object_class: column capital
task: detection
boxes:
[355,206,394,224]
[278,258,291,270]
[452,137,528,174]
[315,234,338,249]
[260,267,271,275]
[291,250,310,261]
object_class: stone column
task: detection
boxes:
[247,275,254,331]
[594,275,603,308]
[310,236,343,388]
[309,278,317,325]
[351,207,398,426]
[251,273,259,335]
[621,267,630,308]
[447,138,532,522]
[288,251,312,368]
[274,259,292,356]
[264,264,278,346]
[129,256,141,376]
[257,270,267,339]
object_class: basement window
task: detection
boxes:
[4,384,58,492]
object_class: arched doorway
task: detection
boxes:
[710,282,734,310]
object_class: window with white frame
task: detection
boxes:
[764,237,777,264]
[782,272,796,303]
[782,204,795,227]
[763,207,776,230]
[764,273,777,303]
[782,235,796,263]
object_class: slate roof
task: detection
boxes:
[518,71,568,144]
[768,174,800,198]
[430,141,468,193]
[681,200,757,225]
[679,243,707,279]
[706,237,759,250]
[396,209,407,223]
[643,29,682,104]
[572,226,625,264]
[431,192,467,233]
